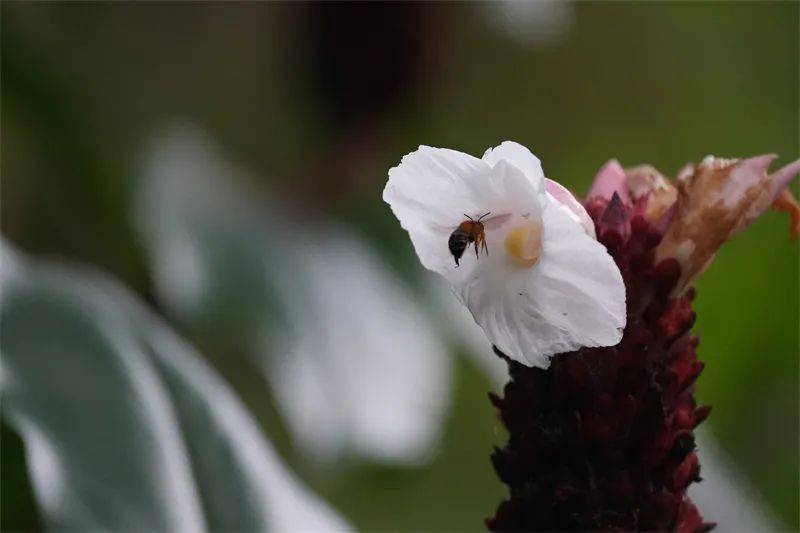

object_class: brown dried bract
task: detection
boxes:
[772,188,800,240]
[655,155,799,293]
[625,164,678,223]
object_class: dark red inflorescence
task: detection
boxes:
[487,193,714,532]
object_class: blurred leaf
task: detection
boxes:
[425,278,505,387]
[0,420,41,531]
[0,241,350,531]
[690,430,777,532]
[135,125,453,466]
[1,18,146,288]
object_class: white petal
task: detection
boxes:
[545,178,597,238]
[482,141,595,239]
[384,145,542,281]
[482,141,546,195]
[463,200,626,368]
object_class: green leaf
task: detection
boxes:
[0,242,350,531]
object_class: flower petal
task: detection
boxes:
[587,159,631,204]
[733,157,800,237]
[766,158,800,195]
[384,145,542,280]
[545,178,596,238]
[482,141,546,193]
[461,200,626,367]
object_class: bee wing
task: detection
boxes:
[481,213,511,230]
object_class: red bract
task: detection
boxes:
[488,153,799,531]
[487,194,713,531]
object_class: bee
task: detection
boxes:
[449,212,491,266]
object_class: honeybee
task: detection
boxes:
[449,212,491,266]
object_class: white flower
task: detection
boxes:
[383,141,626,368]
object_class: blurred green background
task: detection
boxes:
[2,1,797,531]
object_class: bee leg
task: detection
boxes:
[483,239,488,255]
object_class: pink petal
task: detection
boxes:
[728,154,796,236]
[545,178,596,238]
[768,158,800,193]
[586,159,631,205]
[721,154,776,206]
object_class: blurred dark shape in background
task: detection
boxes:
[305,2,439,129]
[299,1,445,206]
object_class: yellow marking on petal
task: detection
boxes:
[505,220,542,268]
